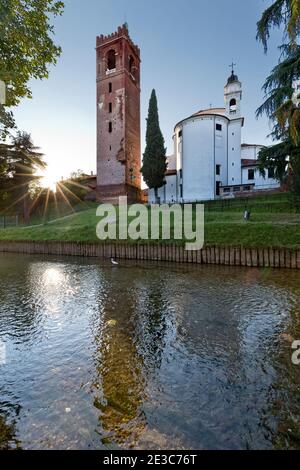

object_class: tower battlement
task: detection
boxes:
[96,24,140,58]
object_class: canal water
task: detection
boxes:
[0,253,300,450]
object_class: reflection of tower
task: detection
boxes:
[91,273,146,447]
[96,24,141,203]
[91,269,171,448]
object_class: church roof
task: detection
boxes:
[241,159,258,167]
[174,107,229,130]
[242,143,265,148]
[193,107,226,117]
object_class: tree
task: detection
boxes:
[1,132,46,222]
[141,90,167,203]
[0,0,64,137]
[256,44,300,144]
[256,1,300,199]
[257,0,300,52]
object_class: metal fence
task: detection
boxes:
[0,215,19,229]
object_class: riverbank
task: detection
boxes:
[0,194,299,265]
[0,203,300,249]
[0,240,300,269]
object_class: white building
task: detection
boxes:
[149,70,280,203]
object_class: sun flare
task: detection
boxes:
[39,169,59,192]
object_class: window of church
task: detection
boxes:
[109,102,112,113]
[268,168,275,178]
[109,82,112,93]
[216,124,222,131]
[108,122,112,133]
[216,165,221,175]
[178,130,182,138]
[248,169,255,180]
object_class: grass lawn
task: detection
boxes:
[0,193,300,249]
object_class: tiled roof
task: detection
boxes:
[241,159,258,167]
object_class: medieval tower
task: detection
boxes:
[96,24,141,202]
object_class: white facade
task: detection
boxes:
[241,144,264,160]
[241,143,280,191]
[149,71,280,204]
[242,164,280,191]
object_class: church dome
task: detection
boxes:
[227,71,239,84]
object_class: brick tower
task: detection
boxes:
[96,24,141,202]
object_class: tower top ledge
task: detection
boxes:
[96,24,140,57]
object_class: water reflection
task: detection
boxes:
[1,255,300,449]
[91,271,147,447]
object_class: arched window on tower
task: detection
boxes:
[229,98,237,113]
[107,49,116,72]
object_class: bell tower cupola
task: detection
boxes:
[224,64,242,118]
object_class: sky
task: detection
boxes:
[13,0,284,183]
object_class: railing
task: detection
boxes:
[0,215,19,229]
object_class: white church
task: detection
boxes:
[149,69,280,204]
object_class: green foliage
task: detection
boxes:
[0,0,64,136]
[141,90,167,199]
[0,106,15,140]
[0,132,46,219]
[256,2,300,198]
[257,0,300,52]
[257,141,292,181]
[256,44,300,142]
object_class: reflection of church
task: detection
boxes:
[149,69,280,204]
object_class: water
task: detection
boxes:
[0,253,300,450]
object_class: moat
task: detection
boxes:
[0,253,300,450]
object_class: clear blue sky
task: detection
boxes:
[14,0,283,181]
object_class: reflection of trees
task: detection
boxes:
[270,303,300,449]
[0,257,45,341]
[133,279,169,371]
[244,268,300,449]
[0,412,19,449]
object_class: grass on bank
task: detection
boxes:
[0,193,299,249]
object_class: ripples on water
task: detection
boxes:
[0,253,300,450]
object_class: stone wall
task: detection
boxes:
[0,241,299,269]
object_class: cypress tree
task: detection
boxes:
[141,89,167,202]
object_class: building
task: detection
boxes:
[96,24,142,202]
[149,70,280,204]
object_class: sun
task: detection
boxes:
[40,169,59,192]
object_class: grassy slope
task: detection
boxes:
[0,193,299,249]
